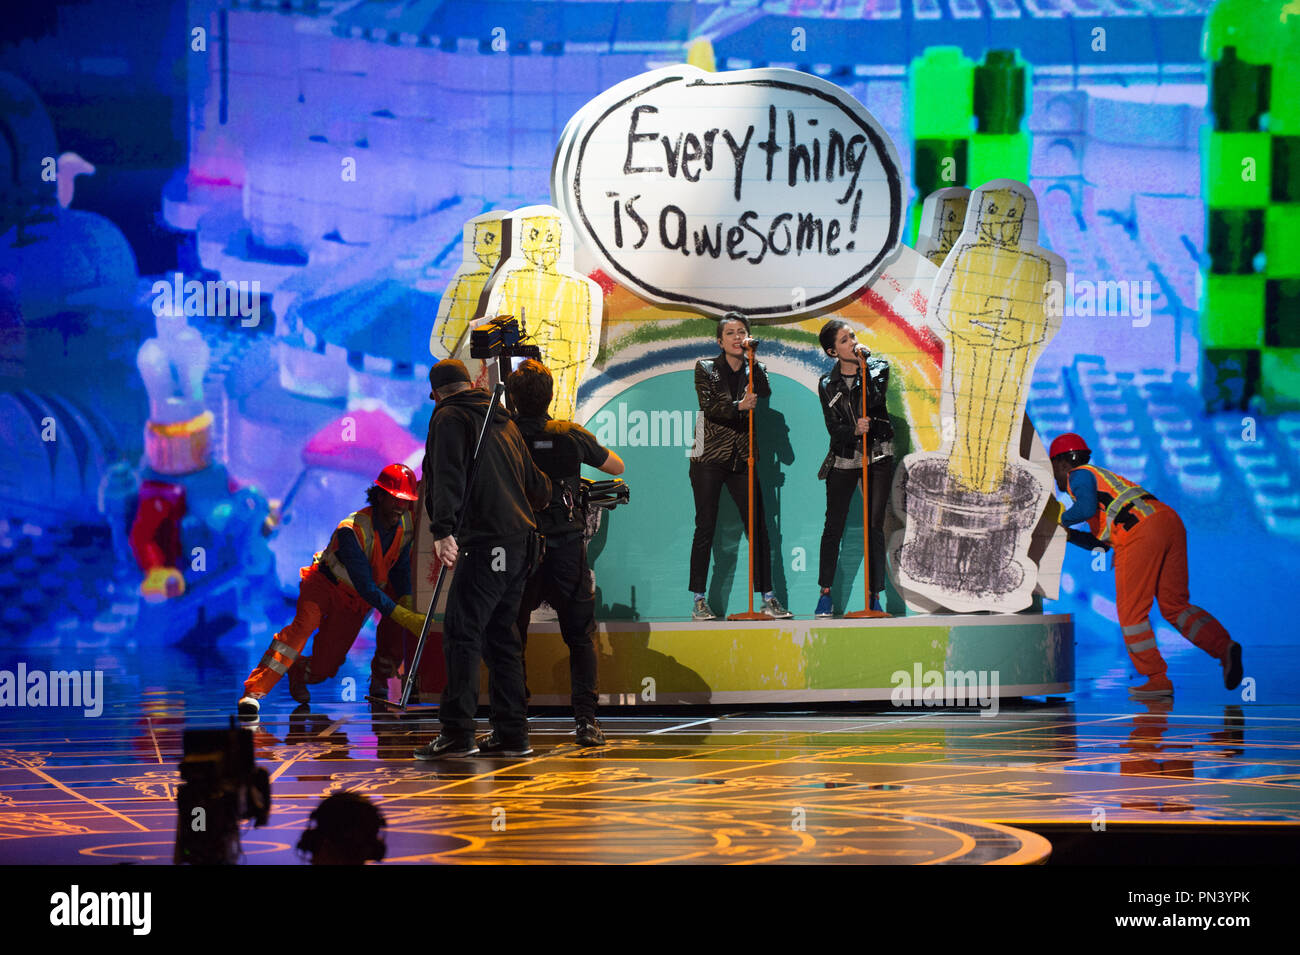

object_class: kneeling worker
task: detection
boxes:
[508,359,624,746]
[238,464,427,715]
[1051,433,1242,699]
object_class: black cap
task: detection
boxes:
[429,359,471,395]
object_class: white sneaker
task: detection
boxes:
[692,596,717,621]
[237,696,260,718]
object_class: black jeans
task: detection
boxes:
[819,460,892,594]
[688,459,772,594]
[517,534,598,721]
[439,537,531,740]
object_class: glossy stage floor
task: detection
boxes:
[1,669,1297,864]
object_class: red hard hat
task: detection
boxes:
[1049,433,1090,459]
[376,463,419,501]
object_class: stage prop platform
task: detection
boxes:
[518,613,1073,706]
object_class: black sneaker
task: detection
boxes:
[414,733,479,759]
[576,718,606,747]
[475,730,533,757]
[1222,641,1243,691]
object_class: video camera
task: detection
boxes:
[469,314,542,366]
[580,478,630,512]
[174,720,271,865]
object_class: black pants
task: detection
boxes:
[819,460,892,594]
[689,459,772,594]
[440,537,531,740]
[517,534,598,721]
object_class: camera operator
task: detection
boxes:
[414,359,552,760]
[507,360,624,747]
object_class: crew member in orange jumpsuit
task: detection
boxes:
[237,465,427,716]
[1051,433,1242,699]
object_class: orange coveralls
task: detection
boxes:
[1067,464,1232,676]
[244,507,411,699]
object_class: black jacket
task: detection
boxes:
[423,387,552,547]
[690,353,771,469]
[818,358,892,460]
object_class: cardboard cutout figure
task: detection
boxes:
[429,211,506,361]
[915,187,971,267]
[481,205,601,421]
[890,180,1065,613]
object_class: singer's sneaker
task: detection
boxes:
[576,718,606,748]
[815,592,834,618]
[761,596,794,619]
[692,597,717,621]
[475,731,534,757]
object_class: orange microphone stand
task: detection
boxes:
[844,349,890,619]
[728,341,773,621]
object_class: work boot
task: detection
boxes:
[287,660,310,704]
[1221,641,1243,691]
[1129,674,1174,699]
[237,696,260,720]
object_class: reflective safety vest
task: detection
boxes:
[1072,464,1157,543]
[314,507,412,596]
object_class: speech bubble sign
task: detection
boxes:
[552,65,903,319]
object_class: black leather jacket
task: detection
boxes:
[818,358,893,459]
[690,353,771,469]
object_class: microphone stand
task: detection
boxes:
[369,382,507,709]
[728,342,773,621]
[845,350,890,619]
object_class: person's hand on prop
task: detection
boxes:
[738,391,758,411]
[742,336,759,352]
[434,534,458,567]
[855,417,870,435]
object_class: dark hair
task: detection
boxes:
[297,792,387,863]
[819,319,851,357]
[365,485,391,508]
[717,311,750,341]
[1063,449,1091,468]
[506,359,553,417]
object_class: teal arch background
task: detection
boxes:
[585,368,880,620]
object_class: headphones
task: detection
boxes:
[297,792,387,862]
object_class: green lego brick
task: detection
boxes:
[974,50,1028,135]
[1266,279,1300,347]
[968,133,1030,189]
[1265,205,1300,277]
[1272,137,1300,202]
[914,138,968,197]
[1261,347,1300,410]
[1204,0,1285,63]
[1200,274,1265,347]
[1199,347,1261,412]
[1202,129,1272,206]
[1210,48,1270,132]
[910,47,975,139]
[1208,208,1265,274]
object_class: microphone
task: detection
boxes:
[854,344,871,360]
[742,337,760,351]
